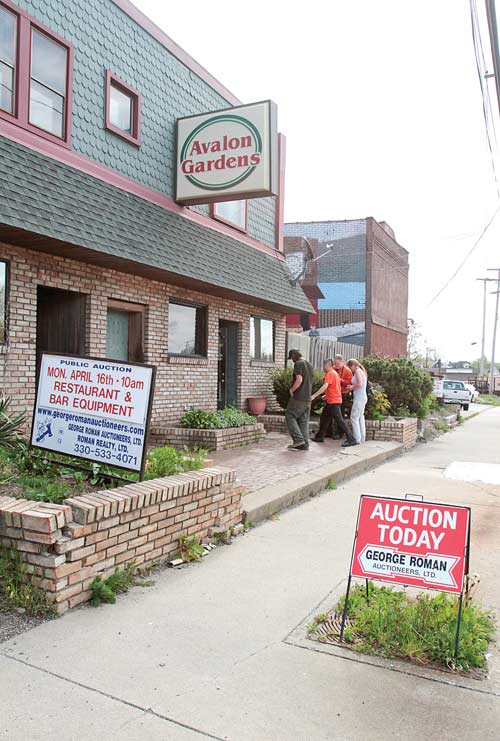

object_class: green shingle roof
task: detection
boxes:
[0,136,311,313]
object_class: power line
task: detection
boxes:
[470,0,500,198]
[426,203,500,307]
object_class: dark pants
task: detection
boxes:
[316,403,354,443]
[331,394,350,437]
[285,399,310,447]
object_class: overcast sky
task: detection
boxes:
[134,0,500,363]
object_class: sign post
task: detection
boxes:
[31,353,155,478]
[340,495,471,657]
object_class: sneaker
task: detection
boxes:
[287,443,308,451]
[341,440,359,447]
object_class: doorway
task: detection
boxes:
[218,320,239,409]
[36,286,87,365]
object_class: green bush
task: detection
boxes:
[365,386,391,421]
[0,397,25,449]
[144,445,206,480]
[362,357,433,418]
[271,367,325,414]
[180,406,256,429]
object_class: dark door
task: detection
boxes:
[37,286,86,365]
[218,320,239,409]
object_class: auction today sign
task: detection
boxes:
[350,496,470,594]
[176,100,278,205]
[31,354,155,474]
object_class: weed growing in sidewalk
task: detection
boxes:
[0,547,53,616]
[90,562,137,607]
[179,535,205,562]
[327,479,337,490]
[335,583,494,673]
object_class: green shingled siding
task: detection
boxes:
[15,0,276,248]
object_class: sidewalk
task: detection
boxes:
[2,408,499,740]
[213,433,402,522]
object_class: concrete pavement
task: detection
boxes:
[1,407,500,740]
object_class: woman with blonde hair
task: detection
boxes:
[347,358,368,444]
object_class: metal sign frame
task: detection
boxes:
[339,494,471,658]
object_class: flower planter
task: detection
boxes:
[247,397,267,416]
[150,423,266,451]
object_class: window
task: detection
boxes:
[0,260,7,343]
[0,1,72,145]
[106,300,144,362]
[211,200,247,232]
[105,70,141,146]
[168,301,207,357]
[30,29,68,138]
[250,317,274,362]
[0,4,17,114]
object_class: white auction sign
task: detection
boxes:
[31,354,155,473]
[176,100,278,205]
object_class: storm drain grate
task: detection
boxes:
[307,612,357,645]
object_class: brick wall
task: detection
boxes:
[150,424,265,451]
[0,467,241,614]
[368,323,408,358]
[365,418,417,449]
[0,243,286,425]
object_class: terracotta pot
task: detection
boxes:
[247,397,267,416]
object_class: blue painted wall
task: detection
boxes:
[14,0,276,247]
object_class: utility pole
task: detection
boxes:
[476,277,496,376]
[486,0,500,117]
[487,268,500,393]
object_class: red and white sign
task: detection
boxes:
[350,496,470,594]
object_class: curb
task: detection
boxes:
[242,442,403,524]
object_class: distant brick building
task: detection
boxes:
[284,218,409,356]
[0,0,311,426]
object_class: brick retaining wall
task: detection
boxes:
[258,414,417,449]
[150,424,266,451]
[0,467,241,615]
[365,418,417,449]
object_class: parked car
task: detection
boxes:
[465,383,479,402]
[433,379,470,410]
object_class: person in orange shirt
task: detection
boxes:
[310,359,357,445]
[333,354,353,439]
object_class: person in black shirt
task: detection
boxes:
[286,349,313,450]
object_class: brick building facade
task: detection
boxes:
[284,218,409,356]
[0,0,310,426]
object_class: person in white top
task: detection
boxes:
[347,358,368,444]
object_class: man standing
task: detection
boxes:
[311,359,357,446]
[333,354,353,438]
[286,349,313,451]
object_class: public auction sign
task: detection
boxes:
[176,100,278,205]
[31,354,155,474]
[350,496,470,594]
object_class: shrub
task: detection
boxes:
[271,367,325,414]
[0,397,25,449]
[180,406,256,429]
[362,357,433,418]
[145,445,206,480]
[365,386,391,421]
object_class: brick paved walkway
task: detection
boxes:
[212,432,362,494]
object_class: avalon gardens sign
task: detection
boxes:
[176,100,278,205]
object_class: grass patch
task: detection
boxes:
[433,420,449,433]
[477,394,500,407]
[331,583,494,673]
[0,547,53,616]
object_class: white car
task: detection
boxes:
[465,383,479,403]
[433,379,470,410]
